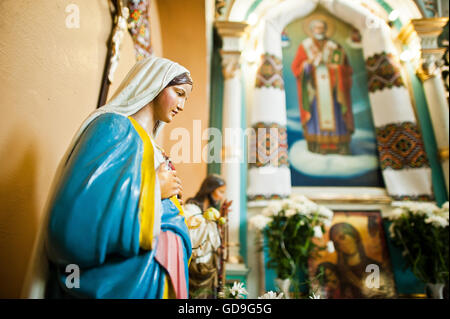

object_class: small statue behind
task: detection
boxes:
[184,175,232,299]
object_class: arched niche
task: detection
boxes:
[246,0,433,201]
[227,0,423,25]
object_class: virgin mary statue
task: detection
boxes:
[43,56,193,299]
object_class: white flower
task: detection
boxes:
[417,203,440,215]
[390,201,446,221]
[285,208,297,217]
[438,212,449,223]
[398,202,439,216]
[318,205,334,219]
[425,215,449,228]
[249,214,271,230]
[281,198,293,209]
[263,201,283,216]
[327,241,335,253]
[230,282,248,299]
[313,225,323,238]
[388,223,396,238]
[388,207,405,221]
[291,195,311,204]
[301,202,318,216]
[258,291,284,299]
[317,206,333,227]
[391,201,449,229]
[292,203,305,213]
[261,207,272,217]
[437,202,449,221]
[309,292,321,299]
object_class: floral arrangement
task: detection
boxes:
[219,281,284,299]
[219,281,322,299]
[387,201,449,284]
[219,282,248,299]
[249,196,334,282]
[258,291,285,299]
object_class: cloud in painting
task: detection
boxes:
[288,139,379,178]
[286,118,303,132]
[286,107,300,118]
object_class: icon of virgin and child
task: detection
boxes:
[314,222,396,299]
[291,17,355,155]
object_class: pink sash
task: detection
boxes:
[155,231,188,299]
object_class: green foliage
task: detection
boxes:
[263,210,326,280]
[390,211,449,284]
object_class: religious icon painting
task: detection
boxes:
[282,7,384,187]
[308,211,397,299]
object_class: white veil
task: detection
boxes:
[73,56,190,151]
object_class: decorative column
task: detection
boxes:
[399,18,450,195]
[215,21,248,266]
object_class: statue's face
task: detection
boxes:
[211,185,226,203]
[153,83,192,123]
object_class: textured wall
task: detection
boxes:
[156,0,209,201]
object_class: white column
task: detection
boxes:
[221,52,242,263]
[399,18,449,195]
[247,205,266,298]
[215,21,248,264]
[422,72,450,195]
[412,18,449,195]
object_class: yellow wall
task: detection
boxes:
[156,0,209,201]
[0,0,207,298]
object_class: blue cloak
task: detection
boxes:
[45,113,191,299]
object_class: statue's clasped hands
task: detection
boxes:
[157,163,184,204]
